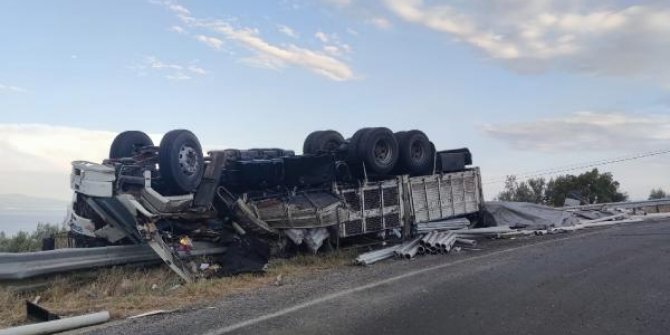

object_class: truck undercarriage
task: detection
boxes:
[64,128,482,281]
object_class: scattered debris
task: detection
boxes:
[303,228,330,254]
[214,236,270,276]
[26,301,59,322]
[127,310,170,319]
[455,238,477,247]
[354,201,664,266]
[274,274,283,286]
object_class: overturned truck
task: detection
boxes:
[64,127,483,280]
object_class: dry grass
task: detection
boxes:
[0,250,355,328]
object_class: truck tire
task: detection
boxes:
[396,130,434,176]
[391,131,407,174]
[356,127,399,175]
[347,127,371,163]
[159,129,204,194]
[310,130,345,153]
[109,131,153,159]
[302,131,322,154]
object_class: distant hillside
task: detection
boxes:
[0,194,68,211]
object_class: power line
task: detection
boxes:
[483,148,670,185]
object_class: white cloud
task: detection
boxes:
[146,56,183,70]
[0,83,27,93]
[170,25,186,34]
[322,0,352,7]
[158,2,355,81]
[195,34,224,49]
[383,0,670,83]
[278,24,299,38]
[314,31,352,56]
[483,111,670,152]
[346,27,359,36]
[314,31,329,43]
[165,73,191,81]
[187,65,207,75]
[0,124,116,174]
[323,43,352,56]
[367,17,391,29]
[166,3,190,15]
[323,45,341,55]
[135,56,207,80]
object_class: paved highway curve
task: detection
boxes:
[89,219,670,335]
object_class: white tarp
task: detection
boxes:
[481,202,579,230]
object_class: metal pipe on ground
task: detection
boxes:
[355,245,402,266]
[0,311,110,335]
[455,238,477,247]
[441,235,457,252]
[452,227,515,235]
[580,213,627,225]
[435,232,456,252]
[356,250,392,264]
[420,231,435,246]
[451,233,483,240]
[436,232,454,245]
[582,218,643,229]
[428,232,443,247]
[415,218,470,233]
[433,233,451,252]
[395,237,422,258]
[404,243,421,259]
[424,232,436,247]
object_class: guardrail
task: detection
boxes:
[0,243,225,280]
[562,198,670,211]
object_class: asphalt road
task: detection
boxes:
[91,219,670,335]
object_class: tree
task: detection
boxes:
[496,176,546,204]
[496,169,628,207]
[545,169,627,207]
[0,222,64,252]
[649,188,668,200]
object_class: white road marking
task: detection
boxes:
[204,229,609,334]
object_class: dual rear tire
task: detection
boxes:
[394,130,434,176]
[303,128,434,176]
[303,130,346,155]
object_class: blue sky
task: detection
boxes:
[1,0,669,201]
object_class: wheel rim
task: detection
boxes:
[373,139,393,165]
[178,144,199,176]
[410,140,425,161]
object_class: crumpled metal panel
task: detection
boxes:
[249,191,342,229]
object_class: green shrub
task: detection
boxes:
[0,223,64,252]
